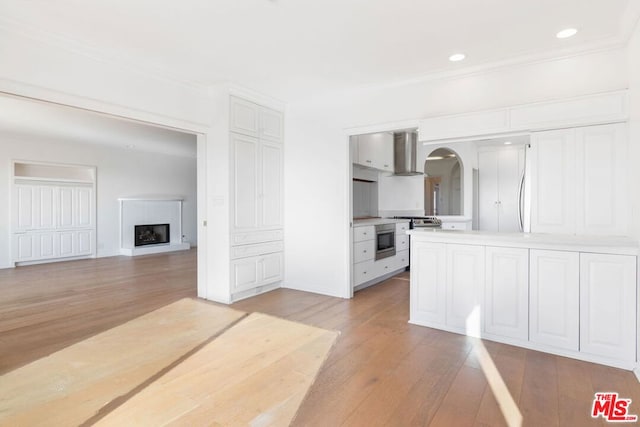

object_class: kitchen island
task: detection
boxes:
[407,229,639,370]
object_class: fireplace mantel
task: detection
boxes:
[118,197,190,256]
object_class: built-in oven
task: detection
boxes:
[375,223,396,260]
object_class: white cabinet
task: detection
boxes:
[445,244,485,333]
[484,246,528,340]
[575,124,627,235]
[230,96,284,141]
[529,249,579,351]
[478,147,525,232]
[352,222,409,288]
[530,123,627,235]
[229,97,284,299]
[12,183,96,264]
[580,253,636,363]
[231,250,283,294]
[530,129,577,234]
[355,133,394,172]
[410,241,446,326]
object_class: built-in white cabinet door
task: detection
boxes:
[575,123,627,235]
[529,249,579,351]
[232,133,260,230]
[530,129,576,234]
[58,231,75,257]
[580,253,636,362]
[38,233,56,258]
[37,186,56,229]
[76,230,93,256]
[231,252,283,293]
[410,241,446,326]
[14,185,35,230]
[260,252,284,285]
[260,108,284,142]
[484,246,529,340]
[357,132,393,172]
[446,244,485,334]
[261,141,283,228]
[76,187,93,228]
[231,257,260,293]
[13,234,35,261]
[230,97,260,137]
[58,187,74,228]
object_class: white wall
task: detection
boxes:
[628,22,640,241]
[0,135,197,268]
[285,48,628,298]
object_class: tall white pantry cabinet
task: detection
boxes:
[229,96,284,301]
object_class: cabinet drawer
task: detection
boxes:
[232,229,283,246]
[395,222,410,234]
[376,257,397,277]
[354,260,375,285]
[231,241,284,259]
[353,240,374,263]
[353,226,374,242]
[395,250,409,269]
[396,234,409,251]
[441,222,468,231]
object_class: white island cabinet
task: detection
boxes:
[408,229,639,370]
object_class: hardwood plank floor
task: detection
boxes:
[1,249,639,426]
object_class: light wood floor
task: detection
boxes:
[2,249,639,426]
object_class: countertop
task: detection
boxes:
[353,218,411,227]
[407,229,640,256]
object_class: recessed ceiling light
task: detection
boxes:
[556,28,578,39]
[449,53,466,62]
[504,141,512,145]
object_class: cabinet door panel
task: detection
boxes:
[260,108,283,141]
[484,246,528,340]
[232,134,259,230]
[14,185,35,230]
[58,232,74,257]
[39,233,56,258]
[230,97,259,137]
[529,249,579,350]
[410,242,446,325]
[37,186,56,229]
[580,253,635,362]
[14,234,35,261]
[576,123,627,235]
[446,244,484,334]
[261,142,283,228]
[231,258,260,292]
[478,150,499,232]
[58,188,74,228]
[261,252,283,284]
[76,187,93,228]
[76,230,93,255]
[530,129,576,234]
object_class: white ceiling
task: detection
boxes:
[0,95,197,157]
[1,0,638,102]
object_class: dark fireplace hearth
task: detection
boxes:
[134,224,170,247]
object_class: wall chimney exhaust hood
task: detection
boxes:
[393,132,423,176]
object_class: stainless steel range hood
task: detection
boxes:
[393,132,423,176]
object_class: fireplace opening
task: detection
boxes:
[134,224,170,247]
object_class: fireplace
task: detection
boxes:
[134,224,170,247]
